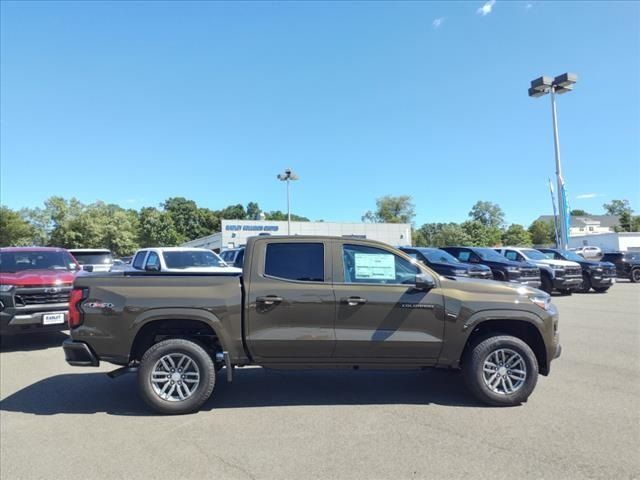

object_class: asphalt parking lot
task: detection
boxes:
[1,282,639,480]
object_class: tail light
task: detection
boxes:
[68,288,87,328]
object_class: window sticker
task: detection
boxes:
[354,253,396,280]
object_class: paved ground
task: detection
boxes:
[1,282,639,480]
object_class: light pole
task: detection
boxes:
[529,73,578,249]
[277,168,299,235]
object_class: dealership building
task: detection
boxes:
[183,219,412,251]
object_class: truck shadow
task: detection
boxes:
[0,368,486,416]
[0,332,69,353]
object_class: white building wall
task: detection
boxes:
[183,220,412,250]
[568,232,640,252]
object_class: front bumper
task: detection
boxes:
[552,276,583,290]
[63,339,100,366]
[590,274,616,288]
[0,307,68,335]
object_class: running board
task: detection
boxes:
[107,366,138,378]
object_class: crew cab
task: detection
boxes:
[1,247,80,335]
[495,247,582,294]
[63,236,561,414]
[130,247,241,274]
[600,251,640,283]
[399,247,493,280]
[537,248,616,293]
[441,246,541,288]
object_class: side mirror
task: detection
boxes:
[415,273,435,291]
[145,263,160,272]
[83,265,94,272]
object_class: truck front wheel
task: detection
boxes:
[463,335,538,407]
[138,338,216,415]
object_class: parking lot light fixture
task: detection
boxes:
[528,73,578,249]
[277,168,299,235]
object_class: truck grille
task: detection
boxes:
[565,267,582,277]
[520,268,540,279]
[14,287,72,307]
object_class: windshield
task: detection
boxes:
[421,249,460,264]
[475,248,509,261]
[0,251,77,273]
[162,250,225,269]
[72,252,113,265]
[557,250,584,262]
[520,249,550,261]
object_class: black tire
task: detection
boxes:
[558,289,573,296]
[494,271,506,282]
[540,273,553,294]
[463,335,539,407]
[578,273,592,293]
[631,268,640,283]
[592,287,610,293]
[138,338,216,415]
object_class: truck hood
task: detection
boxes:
[440,276,545,297]
[0,270,76,287]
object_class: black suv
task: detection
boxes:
[600,251,640,283]
[399,247,493,279]
[538,248,616,293]
[442,246,541,287]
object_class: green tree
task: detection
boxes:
[602,199,632,216]
[528,219,556,245]
[461,220,502,246]
[218,204,247,220]
[246,202,261,220]
[433,223,471,247]
[0,206,35,246]
[20,206,53,245]
[264,210,309,221]
[162,197,204,242]
[362,195,415,224]
[468,201,505,228]
[139,207,181,247]
[501,224,532,246]
[570,209,589,216]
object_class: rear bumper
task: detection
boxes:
[63,339,100,367]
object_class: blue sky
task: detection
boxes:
[1,1,639,227]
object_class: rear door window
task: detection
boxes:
[264,243,324,282]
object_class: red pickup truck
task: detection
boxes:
[0,247,80,335]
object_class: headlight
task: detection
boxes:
[0,284,15,292]
[506,267,520,273]
[453,269,469,276]
[529,295,551,311]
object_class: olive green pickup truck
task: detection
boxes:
[63,236,561,414]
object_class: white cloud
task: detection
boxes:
[575,193,602,200]
[432,17,444,28]
[477,0,496,16]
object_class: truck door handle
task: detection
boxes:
[256,296,283,306]
[342,296,367,306]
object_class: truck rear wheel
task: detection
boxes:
[463,335,538,407]
[138,338,216,415]
[631,268,640,283]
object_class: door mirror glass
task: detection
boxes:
[145,263,160,272]
[82,265,94,272]
[415,273,435,291]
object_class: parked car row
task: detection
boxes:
[1,242,638,338]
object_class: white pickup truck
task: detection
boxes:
[129,247,241,274]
